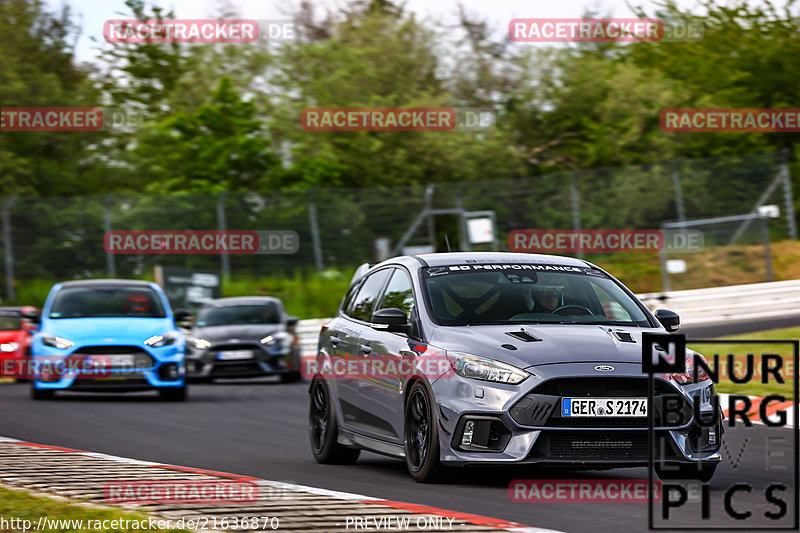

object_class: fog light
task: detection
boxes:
[462,420,474,446]
[159,363,179,381]
[708,426,717,445]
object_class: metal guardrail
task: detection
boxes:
[296,280,800,354]
[639,279,800,325]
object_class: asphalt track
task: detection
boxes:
[0,376,796,533]
[0,315,796,533]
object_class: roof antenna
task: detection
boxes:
[444,235,452,252]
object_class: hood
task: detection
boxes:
[191,323,284,342]
[430,324,664,369]
[42,317,175,344]
[0,330,24,343]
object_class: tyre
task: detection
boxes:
[656,462,717,483]
[30,384,54,400]
[404,380,445,483]
[280,371,303,383]
[159,386,188,401]
[308,378,360,464]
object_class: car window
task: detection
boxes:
[347,269,392,322]
[378,269,415,318]
[0,314,21,330]
[195,304,281,327]
[422,265,650,326]
[49,286,166,319]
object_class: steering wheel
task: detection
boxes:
[551,304,593,316]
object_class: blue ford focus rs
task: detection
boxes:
[30,279,189,400]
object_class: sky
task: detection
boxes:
[46,0,702,62]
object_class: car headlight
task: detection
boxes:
[144,331,180,348]
[190,337,212,350]
[447,352,529,384]
[0,342,19,353]
[41,334,75,350]
[260,333,290,348]
[671,350,711,385]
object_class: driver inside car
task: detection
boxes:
[523,284,564,313]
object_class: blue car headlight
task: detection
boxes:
[144,331,180,348]
[41,334,75,350]
[447,352,529,384]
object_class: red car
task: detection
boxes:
[0,306,38,380]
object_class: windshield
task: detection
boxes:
[0,314,21,330]
[195,304,281,327]
[49,286,166,319]
[422,264,651,327]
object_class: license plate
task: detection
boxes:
[86,354,135,369]
[561,398,647,417]
[217,350,253,361]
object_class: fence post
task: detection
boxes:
[570,172,582,259]
[424,184,436,251]
[761,216,775,282]
[1,197,16,301]
[780,150,797,240]
[104,194,116,278]
[308,192,324,272]
[672,161,686,223]
[217,191,230,284]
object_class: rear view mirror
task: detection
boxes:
[655,309,680,332]
[21,308,40,324]
[371,308,411,334]
[174,308,192,324]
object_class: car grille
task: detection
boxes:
[511,377,691,428]
[533,431,650,459]
[71,346,154,371]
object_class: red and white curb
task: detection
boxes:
[0,436,561,533]
[718,393,796,427]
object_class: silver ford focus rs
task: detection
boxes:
[308,252,722,482]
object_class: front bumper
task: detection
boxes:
[431,362,722,467]
[31,344,185,391]
[186,343,300,379]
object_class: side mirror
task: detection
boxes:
[286,316,299,328]
[21,308,40,324]
[371,308,411,334]
[655,309,680,332]
[174,308,192,324]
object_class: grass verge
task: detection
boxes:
[691,326,798,397]
[0,485,189,533]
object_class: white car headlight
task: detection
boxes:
[144,332,179,347]
[190,337,212,350]
[41,334,74,350]
[447,352,529,384]
[260,333,290,348]
[0,342,19,353]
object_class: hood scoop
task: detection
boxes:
[505,330,542,343]
[611,330,635,343]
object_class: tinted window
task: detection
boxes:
[196,303,281,327]
[422,265,649,327]
[0,314,21,330]
[378,269,415,318]
[347,269,391,321]
[49,286,166,319]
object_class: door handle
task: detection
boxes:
[359,344,372,355]
[329,336,341,347]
